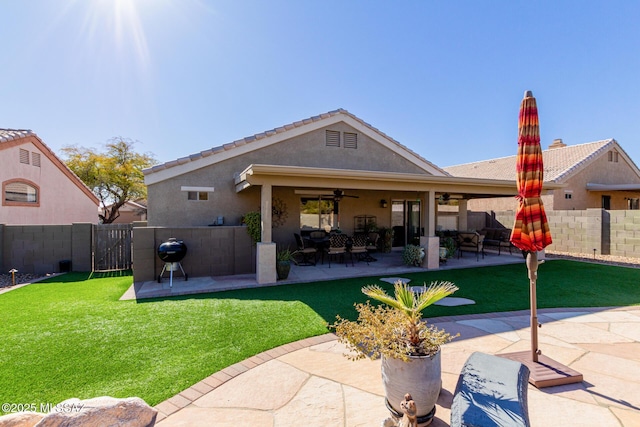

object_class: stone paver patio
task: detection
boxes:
[155,306,640,427]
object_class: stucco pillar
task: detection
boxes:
[257,184,276,284]
[256,242,276,284]
[261,184,272,243]
[458,199,469,231]
[421,190,439,269]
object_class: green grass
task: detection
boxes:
[1,260,638,411]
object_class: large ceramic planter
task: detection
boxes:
[381,349,442,426]
[276,260,291,280]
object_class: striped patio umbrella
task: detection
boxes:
[510,90,552,363]
[510,90,552,252]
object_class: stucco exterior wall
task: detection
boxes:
[147,123,431,229]
[1,137,99,225]
[552,151,640,210]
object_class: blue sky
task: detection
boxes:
[2,0,639,168]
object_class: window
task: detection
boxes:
[344,132,357,149]
[628,198,639,210]
[187,191,208,201]
[19,149,29,164]
[564,192,572,199]
[32,152,41,167]
[325,130,340,147]
[602,195,611,210]
[181,186,214,201]
[3,180,39,205]
[300,198,335,230]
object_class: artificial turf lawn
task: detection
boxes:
[1,260,638,411]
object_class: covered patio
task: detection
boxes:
[234,163,562,285]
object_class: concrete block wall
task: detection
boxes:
[132,225,255,283]
[609,210,640,257]
[469,209,640,258]
[2,224,70,274]
[1,223,94,274]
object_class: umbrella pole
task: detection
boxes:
[526,251,540,362]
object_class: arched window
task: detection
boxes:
[3,180,40,206]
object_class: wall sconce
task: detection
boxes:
[380,199,388,208]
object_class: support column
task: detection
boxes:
[257,184,276,284]
[458,199,468,231]
[261,184,272,243]
[256,242,277,284]
[421,190,440,269]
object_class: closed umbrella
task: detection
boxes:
[510,90,551,364]
[502,90,582,388]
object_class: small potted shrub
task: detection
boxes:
[275,247,293,280]
[332,280,458,424]
[402,244,425,266]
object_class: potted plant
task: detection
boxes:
[275,247,294,280]
[402,244,425,266]
[332,280,458,425]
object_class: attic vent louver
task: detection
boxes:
[20,149,29,164]
[344,132,357,149]
[326,130,340,147]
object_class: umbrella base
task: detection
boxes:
[498,351,583,388]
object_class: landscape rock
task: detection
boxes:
[0,412,45,427]
[34,396,156,427]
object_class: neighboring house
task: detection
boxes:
[444,139,640,213]
[1,129,99,225]
[143,109,533,279]
[102,199,147,224]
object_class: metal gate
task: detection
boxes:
[93,224,133,272]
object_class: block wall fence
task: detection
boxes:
[468,209,640,258]
[0,223,93,274]
[1,223,255,279]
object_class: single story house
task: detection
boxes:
[143,109,556,283]
[444,138,640,214]
[1,129,99,225]
[102,199,148,224]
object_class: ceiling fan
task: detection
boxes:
[321,189,359,201]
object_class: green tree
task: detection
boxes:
[62,138,157,224]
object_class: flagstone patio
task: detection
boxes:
[155,306,640,427]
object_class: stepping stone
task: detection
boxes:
[380,277,411,284]
[434,297,476,307]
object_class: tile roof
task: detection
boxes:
[145,108,447,176]
[443,139,616,183]
[0,128,34,143]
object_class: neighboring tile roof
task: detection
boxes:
[144,108,447,176]
[0,128,34,142]
[443,139,617,183]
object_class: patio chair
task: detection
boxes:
[366,232,380,261]
[349,234,369,265]
[294,233,317,266]
[457,232,485,261]
[325,234,347,267]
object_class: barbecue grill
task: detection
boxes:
[157,238,188,287]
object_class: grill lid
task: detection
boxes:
[157,238,187,263]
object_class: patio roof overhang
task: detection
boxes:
[586,183,640,192]
[235,164,563,198]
